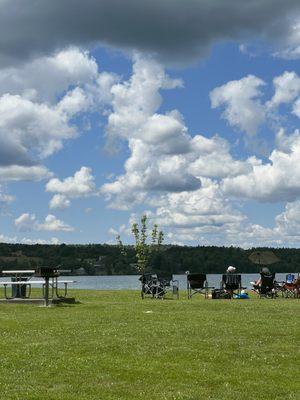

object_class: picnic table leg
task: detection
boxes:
[64,282,68,297]
[4,284,8,299]
[55,282,68,298]
[44,277,50,306]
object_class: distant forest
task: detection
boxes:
[0,243,300,275]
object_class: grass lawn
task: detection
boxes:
[0,290,299,400]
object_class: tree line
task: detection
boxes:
[0,242,299,274]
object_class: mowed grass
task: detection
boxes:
[0,290,299,400]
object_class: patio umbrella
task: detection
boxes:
[248,251,280,266]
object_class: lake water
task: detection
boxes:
[43,273,291,290]
[0,273,293,290]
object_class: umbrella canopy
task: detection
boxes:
[248,251,280,265]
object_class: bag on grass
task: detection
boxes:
[211,289,231,299]
[233,292,249,299]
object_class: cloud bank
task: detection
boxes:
[0,1,300,66]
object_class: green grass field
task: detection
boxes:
[0,290,299,400]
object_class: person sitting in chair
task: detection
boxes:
[226,266,236,273]
[252,267,273,293]
[222,266,239,297]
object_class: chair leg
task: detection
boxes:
[205,282,208,299]
[173,285,179,299]
[205,287,210,299]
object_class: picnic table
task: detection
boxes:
[0,269,76,305]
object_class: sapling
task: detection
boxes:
[117,215,164,274]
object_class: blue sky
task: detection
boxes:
[1,1,300,247]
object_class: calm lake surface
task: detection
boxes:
[50,273,291,290]
[0,273,293,290]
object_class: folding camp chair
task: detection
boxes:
[221,274,244,298]
[187,273,214,299]
[281,274,296,298]
[282,274,300,298]
[139,274,159,299]
[139,274,166,299]
[258,272,276,298]
[157,274,179,299]
[286,273,295,284]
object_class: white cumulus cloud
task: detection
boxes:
[268,71,300,109]
[222,129,300,202]
[0,48,117,183]
[210,75,266,135]
[46,167,97,198]
[15,213,74,232]
[49,194,71,210]
[101,56,258,211]
[0,47,99,103]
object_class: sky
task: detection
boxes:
[1,0,300,247]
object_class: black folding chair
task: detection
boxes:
[221,274,244,298]
[259,272,276,298]
[157,274,179,299]
[187,273,213,299]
